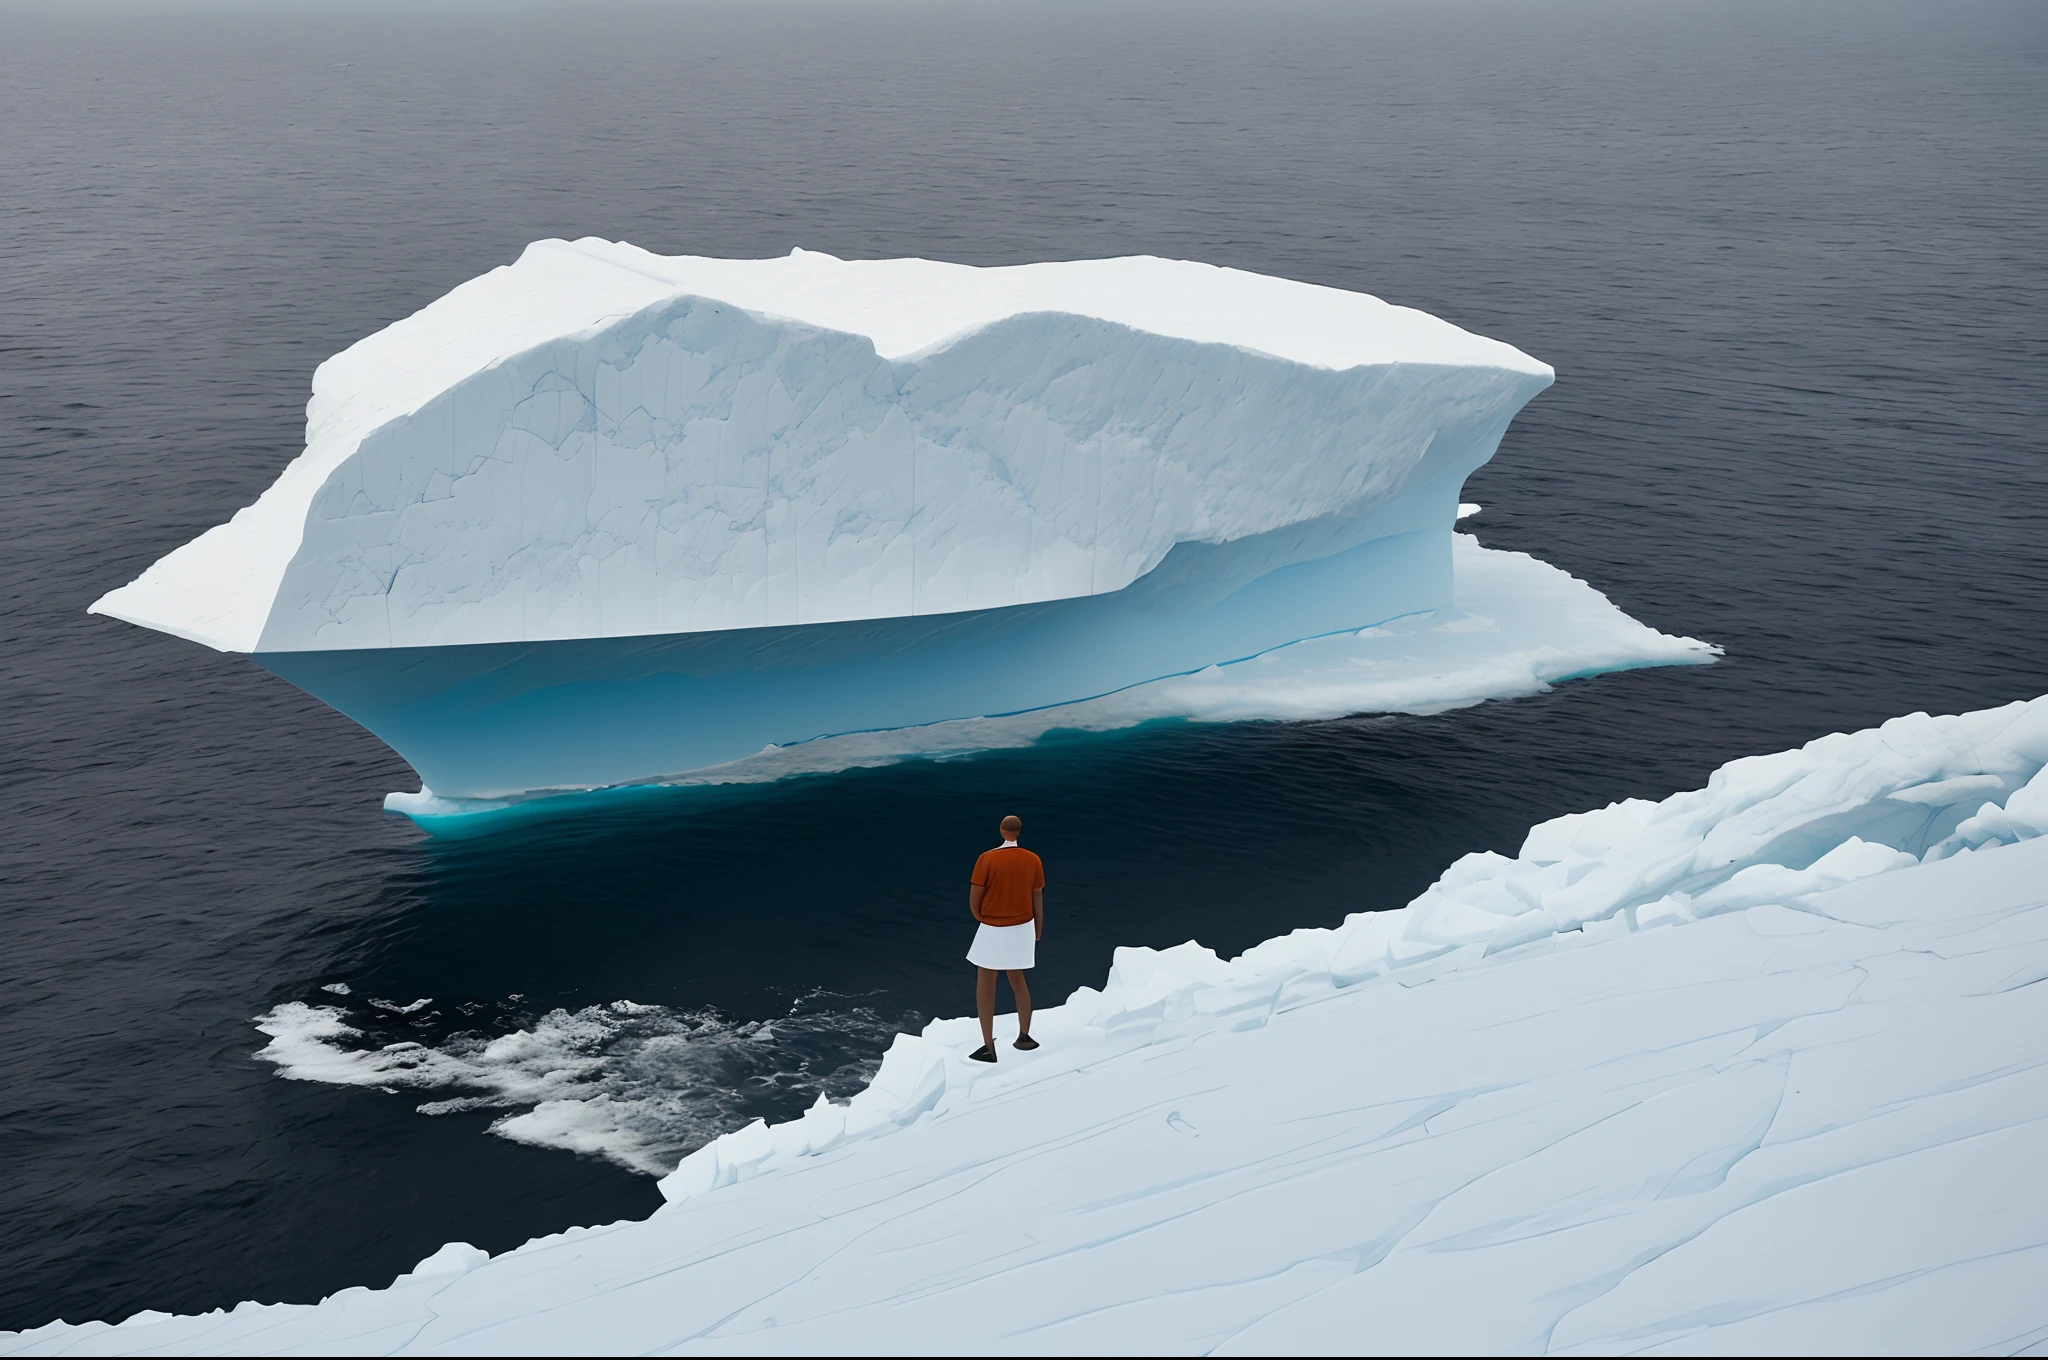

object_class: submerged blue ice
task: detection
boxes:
[262,507,1454,799]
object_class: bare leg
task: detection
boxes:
[977,967,997,1048]
[1008,969,1032,1040]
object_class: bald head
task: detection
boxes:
[1000,815,1022,840]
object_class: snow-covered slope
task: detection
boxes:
[87,242,1550,653]
[12,696,2046,1355]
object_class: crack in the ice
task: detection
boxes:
[1542,1112,2048,1352]
[1551,1238,2048,1354]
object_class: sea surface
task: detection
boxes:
[2,0,2044,1333]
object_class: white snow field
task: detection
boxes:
[13,696,2048,1356]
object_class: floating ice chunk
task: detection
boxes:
[87,245,1656,804]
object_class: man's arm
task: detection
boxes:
[1033,887,1044,939]
[969,882,986,924]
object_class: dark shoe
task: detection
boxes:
[969,1044,997,1063]
[1013,1035,1040,1051]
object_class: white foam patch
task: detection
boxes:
[389,534,1715,820]
[252,997,907,1176]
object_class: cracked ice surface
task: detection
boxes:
[87,241,1550,654]
[12,698,2048,1355]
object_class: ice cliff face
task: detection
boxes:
[87,241,1550,653]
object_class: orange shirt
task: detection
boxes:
[971,845,1044,927]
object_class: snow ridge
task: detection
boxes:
[656,695,2048,1205]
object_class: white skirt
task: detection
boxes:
[967,921,1036,970]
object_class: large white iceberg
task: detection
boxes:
[16,696,2047,1353]
[83,242,1652,810]
[94,242,1549,653]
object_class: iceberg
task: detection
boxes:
[12,696,2047,1353]
[90,242,1587,808]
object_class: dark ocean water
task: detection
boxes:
[3,0,2045,1333]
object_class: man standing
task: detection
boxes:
[967,814,1044,1063]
